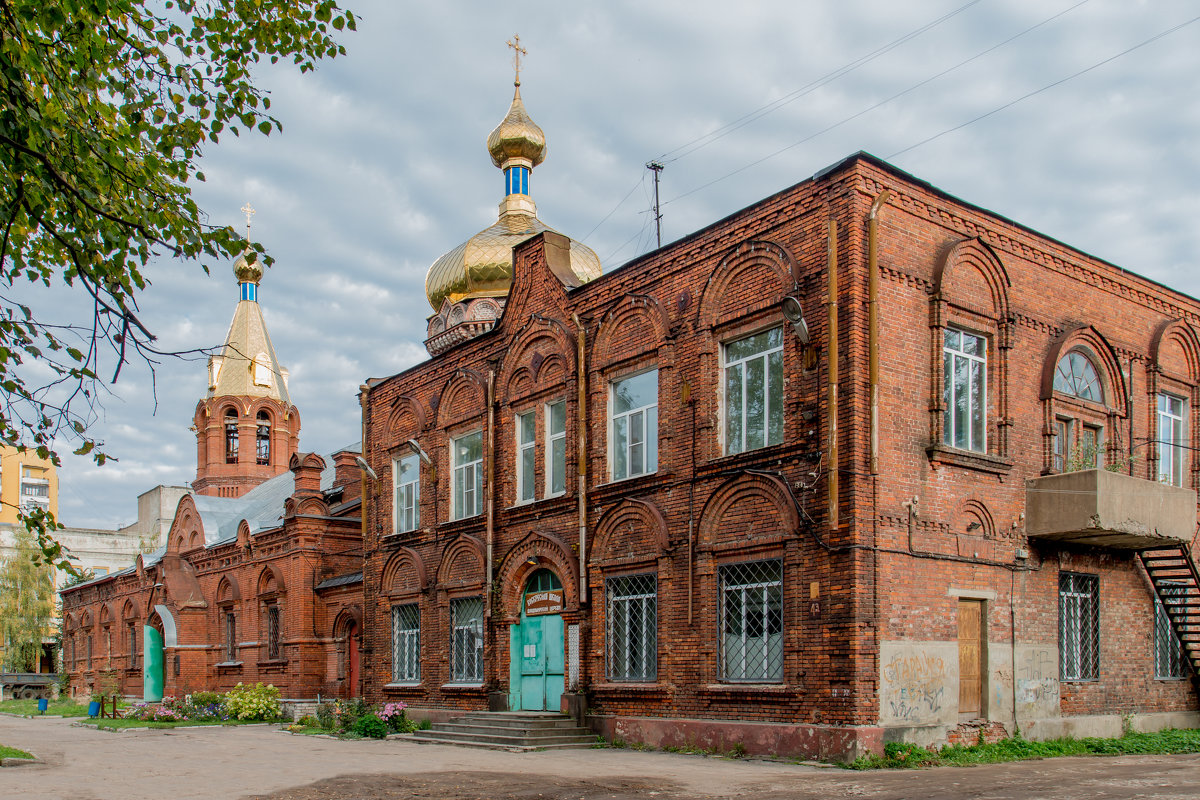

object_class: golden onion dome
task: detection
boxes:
[233,251,263,285]
[486,85,546,169]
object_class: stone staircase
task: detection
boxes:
[411,711,595,751]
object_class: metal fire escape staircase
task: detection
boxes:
[1137,543,1200,677]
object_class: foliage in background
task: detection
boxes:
[0,0,355,569]
[0,526,54,670]
[222,682,280,721]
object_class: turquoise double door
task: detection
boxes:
[509,611,564,711]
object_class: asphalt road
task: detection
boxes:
[2,714,1198,800]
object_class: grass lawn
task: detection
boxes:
[0,743,35,760]
[0,698,93,718]
[81,717,275,730]
[846,728,1200,769]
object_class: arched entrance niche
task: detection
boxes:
[508,568,565,712]
[333,607,363,700]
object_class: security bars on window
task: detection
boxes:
[1155,584,1187,679]
[266,605,281,660]
[720,559,784,682]
[1059,572,1098,681]
[606,573,657,681]
[128,624,138,669]
[391,604,421,683]
[451,597,484,683]
[225,612,236,662]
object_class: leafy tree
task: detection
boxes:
[0,0,356,567]
[0,526,55,671]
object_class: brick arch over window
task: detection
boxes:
[1148,319,1200,486]
[959,499,997,540]
[257,564,285,596]
[1039,326,1127,415]
[436,534,485,589]
[387,394,428,445]
[591,497,670,566]
[593,294,672,369]
[98,602,112,626]
[932,238,1011,319]
[698,472,800,551]
[697,239,796,332]
[1151,319,1200,382]
[333,605,363,639]
[498,318,573,404]
[496,530,579,621]
[121,599,139,622]
[168,496,204,553]
[435,369,488,428]
[216,576,241,604]
[382,546,429,597]
[1040,326,1128,471]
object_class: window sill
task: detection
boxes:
[590,682,668,697]
[697,683,799,698]
[440,683,485,692]
[215,661,243,669]
[926,444,1013,475]
[384,682,423,690]
[257,659,288,669]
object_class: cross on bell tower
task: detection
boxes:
[507,34,526,86]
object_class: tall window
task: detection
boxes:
[266,604,281,660]
[256,411,271,465]
[224,611,237,662]
[1154,586,1187,679]
[1054,351,1103,402]
[546,400,567,496]
[611,370,658,480]
[719,559,784,682]
[1059,572,1099,681]
[606,574,657,681]
[724,328,784,454]
[451,431,483,520]
[127,623,138,669]
[943,329,986,452]
[224,408,239,463]
[516,411,536,504]
[392,453,420,533]
[391,604,421,683]
[450,597,484,683]
[86,634,93,669]
[1158,394,1187,486]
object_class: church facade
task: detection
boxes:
[357,77,1199,760]
[60,254,365,703]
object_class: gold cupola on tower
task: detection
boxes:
[424,37,601,355]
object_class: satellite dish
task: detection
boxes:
[781,296,810,344]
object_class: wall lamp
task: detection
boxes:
[406,439,433,465]
[781,295,810,344]
[353,456,378,482]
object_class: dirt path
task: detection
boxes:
[2,714,1199,800]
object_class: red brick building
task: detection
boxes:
[61,259,364,703]
[358,79,1199,760]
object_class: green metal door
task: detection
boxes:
[143,625,164,702]
[509,569,565,711]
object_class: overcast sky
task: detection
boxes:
[17,0,1200,530]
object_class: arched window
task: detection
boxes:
[256,411,271,465]
[225,408,239,463]
[1053,351,1103,403]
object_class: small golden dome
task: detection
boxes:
[487,85,546,169]
[233,251,263,285]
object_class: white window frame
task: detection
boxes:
[391,603,421,684]
[610,369,659,481]
[1157,393,1187,487]
[451,430,483,521]
[392,452,420,534]
[515,410,536,504]
[722,328,784,455]
[942,328,987,453]
[545,400,567,497]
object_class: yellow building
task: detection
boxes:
[0,445,58,526]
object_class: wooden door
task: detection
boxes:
[957,600,983,716]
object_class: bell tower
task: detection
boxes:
[192,206,301,498]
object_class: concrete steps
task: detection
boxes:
[412,711,595,751]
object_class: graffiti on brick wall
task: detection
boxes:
[1015,647,1059,709]
[882,651,948,722]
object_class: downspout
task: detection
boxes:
[827,219,839,530]
[573,314,589,604]
[358,383,370,686]
[868,191,890,476]
[485,370,496,619]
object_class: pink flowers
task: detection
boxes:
[378,702,408,722]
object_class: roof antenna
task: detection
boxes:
[646,161,664,249]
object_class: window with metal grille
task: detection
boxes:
[943,328,987,452]
[719,559,784,682]
[128,623,138,669]
[611,370,658,480]
[450,597,484,683]
[393,453,420,533]
[87,634,93,669]
[391,604,421,683]
[451,431,483,520]
[1154,584,1187,679]
[225,408,239,463]
[723,328,784,455]
[225,612,237,662]
[256,411,271,465]
[266,605,281,660]
[1059,572,1099,681]
[606,574,657,681]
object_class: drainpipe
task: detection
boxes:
[573,314,589,604]
[485,370,496,619]
[827,219,839,530]
[868,191,890,476]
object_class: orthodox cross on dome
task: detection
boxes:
[241,202,256,240]
[507,34,526,86]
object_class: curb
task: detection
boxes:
[1,756,40,767]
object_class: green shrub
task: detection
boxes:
[189,691,221,707]
[221,683,281,721]
[296,714,320,728]
[315,702,336,730]
[354,713,388,739]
